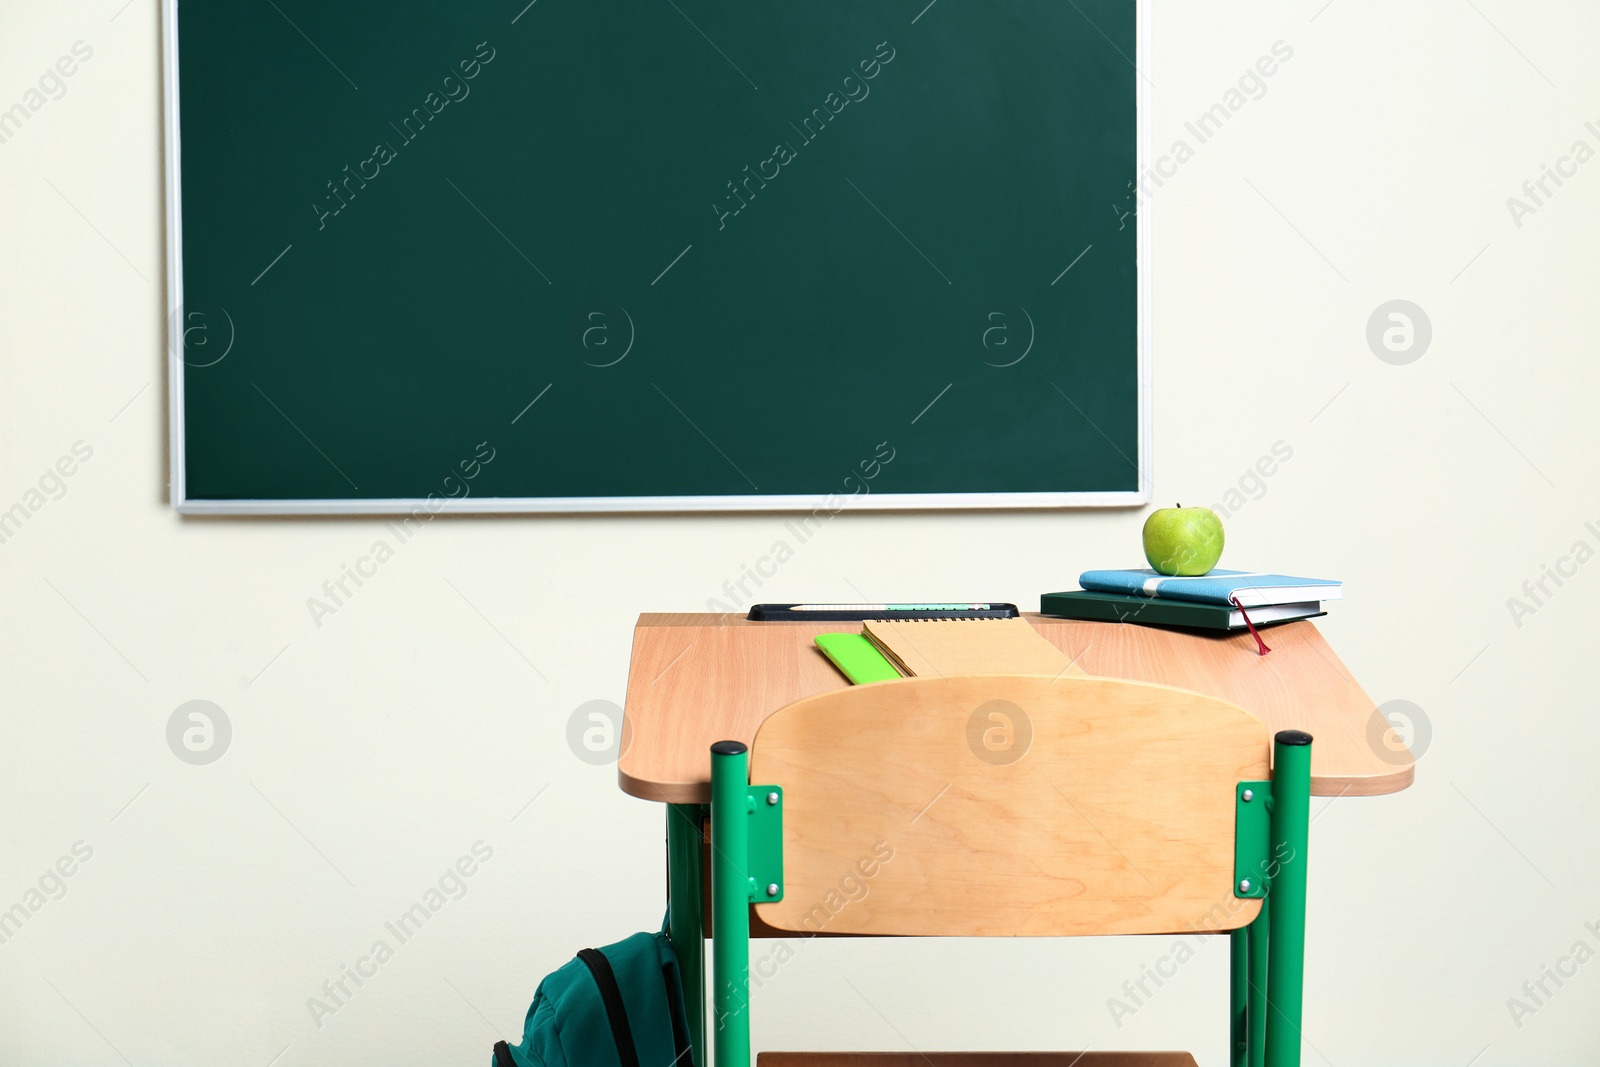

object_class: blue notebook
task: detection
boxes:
[1078,568,1342,608]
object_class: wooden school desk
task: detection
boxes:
[618,612,1414,1063]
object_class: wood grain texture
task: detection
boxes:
[747,675,1266,937]
[619,614,1412,803]
[758,1055,1198,1066]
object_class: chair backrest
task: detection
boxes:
[747,674,1269,938]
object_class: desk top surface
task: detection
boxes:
[619,612,1412,803]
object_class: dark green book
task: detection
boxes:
[1040,590,1325,631]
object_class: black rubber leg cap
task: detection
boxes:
[1275,729,1314,746]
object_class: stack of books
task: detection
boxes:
[1041,569,1342,633]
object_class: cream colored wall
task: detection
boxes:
[3,1,1598,1063]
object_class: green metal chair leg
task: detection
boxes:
[710,741,753,1067]
[1248,896,1269,1067]
[1264,731,1312,1067]
[667,803,708,1066]
[1230,927,1247,1067]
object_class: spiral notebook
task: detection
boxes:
[862,617,1085,678]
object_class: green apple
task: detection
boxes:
[1142,504,1225,576]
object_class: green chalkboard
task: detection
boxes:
[167,0,1144,512]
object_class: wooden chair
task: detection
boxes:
[705,675,1314,1067]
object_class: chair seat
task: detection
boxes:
[758,1054,1198,1067]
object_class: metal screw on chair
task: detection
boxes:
[1239,878,1253,893]
[766,792,779,805]
[765,883,779,897]
[1242,789,1254,802]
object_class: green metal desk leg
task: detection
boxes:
[1230,927,1247,1067]
[710,741,753,1067]
[1265,731,1313,1067]
[1248,897,1269,1067]
[667,803,707,1066]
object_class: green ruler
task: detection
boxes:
[814,633,902,684]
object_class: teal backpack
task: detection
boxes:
[492,924,693,1067]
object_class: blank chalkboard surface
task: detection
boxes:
[164,0,1146,513]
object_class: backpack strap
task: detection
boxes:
[662,959,692,1066]
[577,948,642,1067]
[492,1040,518,1067]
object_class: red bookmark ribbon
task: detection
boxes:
[1231,597,1272,656]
